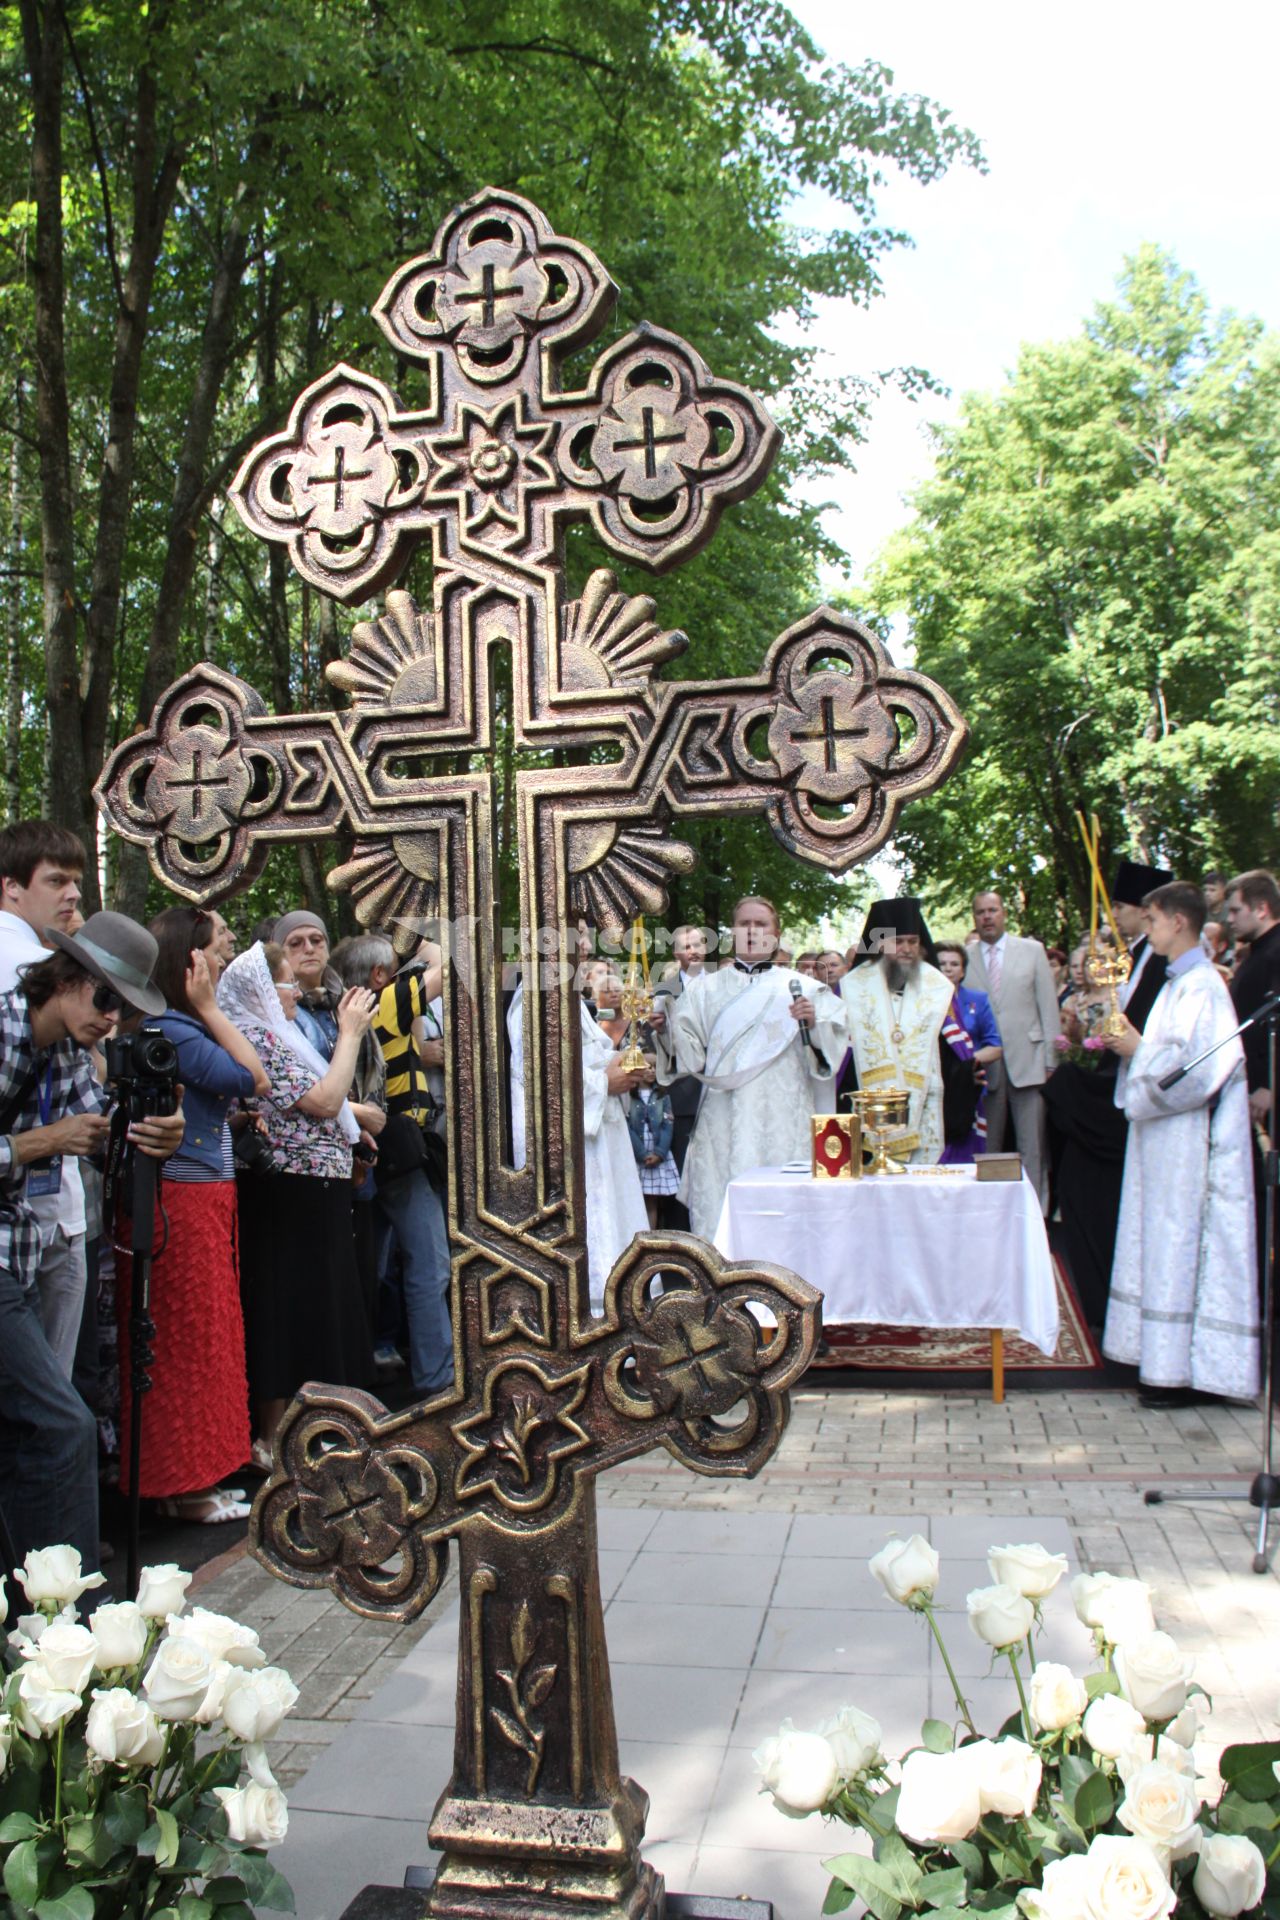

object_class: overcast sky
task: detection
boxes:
[786,0,1280,586]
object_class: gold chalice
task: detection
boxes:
[852,1086,912,1175]
[1086,943,1132,1038]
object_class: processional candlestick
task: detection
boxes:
[96,190,967,1920]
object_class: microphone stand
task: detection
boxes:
[1143,989,1280,1574]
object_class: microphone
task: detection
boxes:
[790,977,829,1073]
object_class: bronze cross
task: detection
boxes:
[96,189,966,1920]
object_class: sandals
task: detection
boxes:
[250,1439,273,1474]
[157,1491,251,1525]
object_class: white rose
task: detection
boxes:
[136,1564,192,1622]
[1165,1700,1202,1748]
[84,1688,166,1767]
[968,1737,1043,1818]
[221,1666,300,1744]
[817,1706,883,1785]
[143,1636,215,1721]
[896,1748,984,1845]
[0,1575,7,1626]
[1114,1634,1194,1723]
[869,1534,940,1608]
[753,1721,838,1815]
[988,1544,1070,1601]
[1193,1833,1267,1917]
[195,1659,236,1726]
[214,1780,290,1848]
[17,1664,82,1735]
[1083,1694,1147,1760]
[1029,1662,1089,1733]
[1116,1759,1201,1860]
[18,1545,106,1611]
[24,1620,98,1695]
[1117,1737,1196,1786]
[166,1606,265,1669]
[89,1601,148,1671]
[1071,1574,1156,1647]
[1020,1853,1094,1920]
[967,1583,1035,1649]
[1082,1834,1175,1920]
[0,1713,12,1776]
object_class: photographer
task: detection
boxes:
[114,907,269,1525]
[0,912,184,1571]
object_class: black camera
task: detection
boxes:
[103,1026,180,1122]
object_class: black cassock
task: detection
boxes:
[1230,921,1280,1292]
[1043,939,1169,1331]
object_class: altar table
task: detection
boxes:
[712,1163,1059,1401]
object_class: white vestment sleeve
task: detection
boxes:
[581,1013,610,1140]
[806,985,846,1082]
[670,981,710,1077]
[1124,977,1242,1123]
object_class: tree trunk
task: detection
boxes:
[21,1,84,859]
[6,372,25,821]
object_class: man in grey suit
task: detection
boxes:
[965,890,1061,1212]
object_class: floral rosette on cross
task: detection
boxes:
[755,1533,1280,1920]
[0,1546,297,1919]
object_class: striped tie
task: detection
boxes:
[986,943,1002,994]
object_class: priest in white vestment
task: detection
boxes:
[1102,880,1259,1405]
[656,896,846,1238]
[841,898,954,1165]
[508,979,649,1312]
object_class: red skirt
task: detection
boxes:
[116,1179,251,1497]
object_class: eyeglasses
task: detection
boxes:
[275,981,302,997]
[92,983,123,1015]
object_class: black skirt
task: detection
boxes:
[236,1171,374,1401]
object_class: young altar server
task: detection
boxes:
[841,898,956,1165]
[657,895,845,1238]
[1102,880,1260,1408]
[507,969,649,1315]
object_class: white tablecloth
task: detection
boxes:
[712,1164,1059,1355]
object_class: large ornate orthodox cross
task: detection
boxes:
[96,191,965,1920]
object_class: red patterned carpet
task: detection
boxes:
[809,1255,1103,1380]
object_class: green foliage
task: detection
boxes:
[1,0,978,925]
[867,246,1280,941]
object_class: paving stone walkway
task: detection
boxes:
[195,1386,1280,1918]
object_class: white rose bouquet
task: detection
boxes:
[0,1547,297,1918]
[755,1535,1280,1920]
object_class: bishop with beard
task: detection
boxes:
[841,898,958,1165]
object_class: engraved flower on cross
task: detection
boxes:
[427,395,557,545]
[452,1358,591,1513]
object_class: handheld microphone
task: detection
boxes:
[790,976,829,1073]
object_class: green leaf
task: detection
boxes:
[1218,1796,1280,1835]
[176,1896,214,1920]
[1223,1758,1280,1804]
[228,1854,295,1912]
[0,1812,43,1843]
[948,1842,984,1880]
[1057,1753,1096,1814]
[823,1881,856,1915]
[103,1786,148,1850]
[820,1857,904,1920]
[879,1832,925,1900]
[34,1890,95,1920]
[922,1720,956,1754]
[1074,1772,1114,1832]
[919,1867,967,1907]
[155,1807,181,1871]
[1084,1671,1120,1699]
[4,1838,42,1911]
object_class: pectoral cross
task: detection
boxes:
[96,189,966,1920]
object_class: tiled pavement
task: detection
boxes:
[193,1386,1280,1917]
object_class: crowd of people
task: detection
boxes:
[0,807,1275,1575]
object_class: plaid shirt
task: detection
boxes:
[0,988,110,1288]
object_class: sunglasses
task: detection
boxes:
[92,983,124,1015]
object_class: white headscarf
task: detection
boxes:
[217,941,360,1143]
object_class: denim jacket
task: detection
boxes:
[626,1090,674,1162]
[158,1011,256,1174]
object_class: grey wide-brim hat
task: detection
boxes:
[44,910,166,1016]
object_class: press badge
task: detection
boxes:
[26,1157,62,1197]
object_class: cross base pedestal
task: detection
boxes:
[426,1776,659,1920]
[340,1870,774,1920]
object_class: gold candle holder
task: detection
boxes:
[851,1086,911,1175]
[617,914,654,1072]
[1086,943,1133,1038]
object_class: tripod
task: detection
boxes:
[1143,990,1280,1574]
